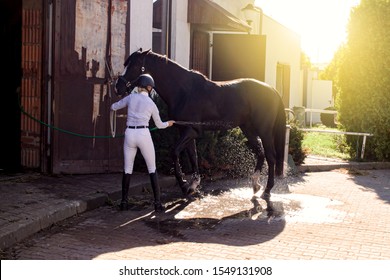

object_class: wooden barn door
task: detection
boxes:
[50,0,127,174]
[20,0,44,170]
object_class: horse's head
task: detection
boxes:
[115,48,150,96]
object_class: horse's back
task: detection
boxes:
[218,78,278,96]
[204,78,283,130]
[218,78,283,111]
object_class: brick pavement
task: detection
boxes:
[1,167,390,260]
[0,172,176,251]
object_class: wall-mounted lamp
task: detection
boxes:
[241,3,261,26]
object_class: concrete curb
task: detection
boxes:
[0,176,176,250]
[297,161,390,173]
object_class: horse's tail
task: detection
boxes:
[274,98,286,176]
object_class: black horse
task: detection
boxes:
[115,49,286,200]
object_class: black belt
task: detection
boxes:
[128,126,149,129]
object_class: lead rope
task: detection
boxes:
[18,89,158,138]
[110,110,117,138]
[106,55,117,137]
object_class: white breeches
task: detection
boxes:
[123,128,156,174]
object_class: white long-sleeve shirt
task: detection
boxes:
[111,90,168,129]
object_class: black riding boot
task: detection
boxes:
[120,173,131,211]
[149,172,165,212]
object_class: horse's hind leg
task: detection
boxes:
[241,127,265,194]
[260,139,276,199]
[185,139,201,193]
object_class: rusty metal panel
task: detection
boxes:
[51,0,128,174]
[21,6,43,169]
[191,31,209,77]
[212,33,266,81]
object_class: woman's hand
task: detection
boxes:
[167,120,175,127]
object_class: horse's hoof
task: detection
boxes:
[250,196,262,213]
[252,182,261,194]
[189,182,200,192]
[255,205,263,212]
[188,182,199,194]
[187,174,200,193]
[190,173,201,184]
[180,183,190,195]
[260,192,271,200]
[154,202,165,213]
[120,201,129,211]
[188,185,197,195]
[267,209,275,220]
[187,187,198,196]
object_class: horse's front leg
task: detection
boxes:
[185,139,201,194]
[172,147,187,192]
[172,128,199,195]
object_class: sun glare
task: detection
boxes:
[255,0,360,63]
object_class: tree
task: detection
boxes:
[301,52,312,69]
[337,0,390,160]
[320,45,346,101]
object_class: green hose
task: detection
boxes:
[18,95,158,139]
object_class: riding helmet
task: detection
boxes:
[137,74,155,88]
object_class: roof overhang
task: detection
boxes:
[153,0,251,33]
[188,0,251,32]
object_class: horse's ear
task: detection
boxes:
[124,48,143,66]
[124,56,131,67]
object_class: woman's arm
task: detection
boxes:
[151,104,175,129]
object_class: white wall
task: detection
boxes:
[170,0,191,68]
[306,77,334,123]
[74,0,132,78]
[311,80,333,109]
[165,0,303,110]
[211,1,302,108]
[261,15,302,108]
[129,0,153,54]
[111,1,130,75]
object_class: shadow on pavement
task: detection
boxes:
[2,173,308,259]
[343,169,390,205]
[77,178,291,259]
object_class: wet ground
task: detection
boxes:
[2,168,390,260]
[147,175,349,231]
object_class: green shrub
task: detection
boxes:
[337,0,390,161]
[320,107,337,128]
[149,94,307,177]
[288,121,308,165]
[198,129,256,178]
[302,128,351,160]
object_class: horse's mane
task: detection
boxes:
[126,50,251,88]
[146,51,254,89]
[148,51,213,85]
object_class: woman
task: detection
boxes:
[111,74,175,212]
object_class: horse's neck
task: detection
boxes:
[147,56,188,106]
